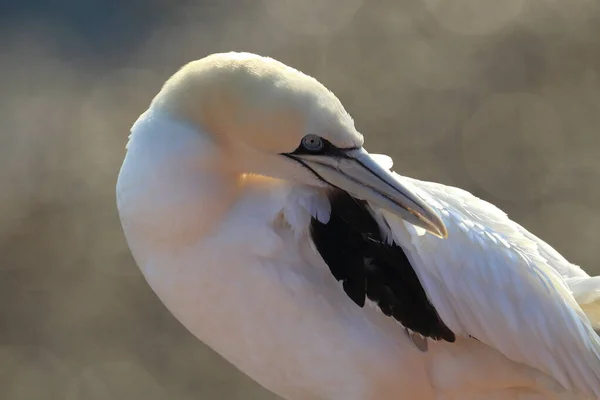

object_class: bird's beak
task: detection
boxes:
[288,148,448,239]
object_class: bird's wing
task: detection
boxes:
[513,221,589,280]
[376,174,600,397]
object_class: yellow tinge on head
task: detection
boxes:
[151,52,363,153]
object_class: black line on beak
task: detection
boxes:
[281,153,331,186]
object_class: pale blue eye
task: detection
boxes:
[301,135,324,152]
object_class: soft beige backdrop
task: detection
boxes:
[2,1,600,399]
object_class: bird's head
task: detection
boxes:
[147,52,447,238]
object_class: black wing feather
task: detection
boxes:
[309,189,455,342]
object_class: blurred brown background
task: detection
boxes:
[2,0,600,399]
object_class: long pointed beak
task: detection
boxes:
[289,148,448,239]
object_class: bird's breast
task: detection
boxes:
[124,211,438,400]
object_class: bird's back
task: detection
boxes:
[377,174,600,398]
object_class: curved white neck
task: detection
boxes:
[116,110,240,254]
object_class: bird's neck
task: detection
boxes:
[116,110,243,252]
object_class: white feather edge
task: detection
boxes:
[370,153,394,170]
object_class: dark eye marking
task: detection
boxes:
[290,135,357,157]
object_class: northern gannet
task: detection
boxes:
[116,52,600,400]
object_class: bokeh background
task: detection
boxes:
[2,0,600,398]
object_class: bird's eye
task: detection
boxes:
[301,135,324,152]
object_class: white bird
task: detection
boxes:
[116,52,600,400]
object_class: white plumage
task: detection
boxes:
[381,177,600,397]
[117,52,600,399]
